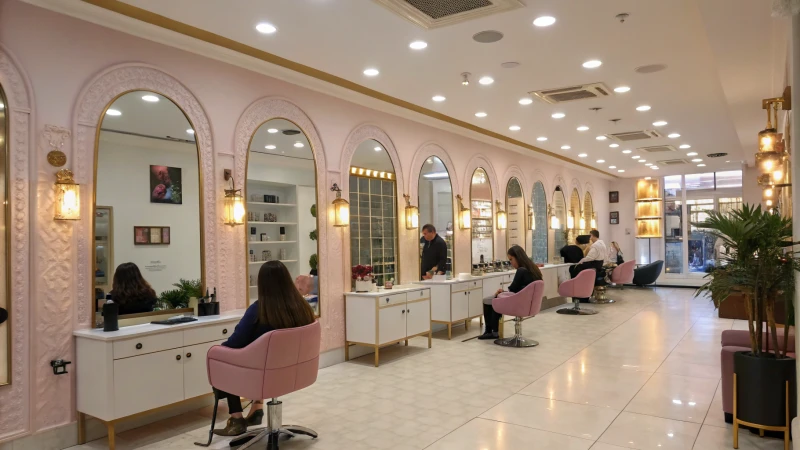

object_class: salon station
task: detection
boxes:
[0,1,796,450]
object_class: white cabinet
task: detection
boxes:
[468,288,483,319]
[113,350,184,418]
[345,288,432,367]
[451,291,468,321]
[183,340,225,399]
[426,278,486,340]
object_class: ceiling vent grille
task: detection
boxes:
[374,0,523,29]
[607,130,662,142]
[658,159,690,166]
[531,83,611,104]
[638,145,677,154]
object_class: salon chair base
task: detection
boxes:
[590,287,615,304]
[557,300,598,315]
[494,317,538,347]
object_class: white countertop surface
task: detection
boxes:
[73,310,245,341]
[346,284,430,297]
[540,263,574,270]
[415,270,516,285]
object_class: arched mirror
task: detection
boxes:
[470,168,493,264]
[245,119,320,315]
[417,156,453,279]
[505,177,525,251]
[349,139,398,286]
[531,181,547,264]
[569,188,581,243]
[0,85,9,385]
[550,186,567,263]
[584,191,595,231]
[94,91,202,326]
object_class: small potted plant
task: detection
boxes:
[352,264,374,292]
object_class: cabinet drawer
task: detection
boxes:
[452,282,469,293]
[407,289,430,301]
[378,292,407,308]
[183,322,236,346]
[113,331,183,360]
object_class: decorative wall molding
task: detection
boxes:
[339,123,405,196]
[584,181,596,204]
[569,177,583,205]
[501,165,529,205]
[406,141,460,201]
[0,44,32,442]
[461,154,500,201]
[552,174,568,196]
[529,170,550,204]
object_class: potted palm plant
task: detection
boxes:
[695,204,797,430]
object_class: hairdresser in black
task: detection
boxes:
[420,224,448,279]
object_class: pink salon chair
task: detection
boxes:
[492,280,545,348]
[195,321,321,449]
[556,269,598,315]
[610,260,635,288]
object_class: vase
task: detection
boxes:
[355,279,371,293]
[733,351,796,427]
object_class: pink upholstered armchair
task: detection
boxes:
[195,321,321,449]
[610,260,635,287]
[556,269,598,315]
[492,280,545,348]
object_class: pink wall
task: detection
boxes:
[0,0,610,440]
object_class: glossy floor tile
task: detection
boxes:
[63,287,768,450]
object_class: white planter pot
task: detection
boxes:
[355,280,372,292]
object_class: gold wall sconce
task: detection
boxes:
[579,217,586,231]
[403,194,419,230]
[527,205,534,230]
[54,169,80,220]
[591,213,597,230]
[331,183,349,227]
[456,195,470,230]
[548,205,559,230]
[495,201,507,230]
[223,169,244,226]
[567,213,575,230]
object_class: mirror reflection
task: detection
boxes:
[0,84,8,385]
[418,156,453,280]
[505,177,525,251]
[569,188,581,243]
[470,168,493,264]
[531,181,547,264]
[95,91,202,324]
[349,139,398,287]
[584,192,595,231]
[246,119,320,316]
[550,187,567,263]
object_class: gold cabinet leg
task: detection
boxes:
[107,421,116,450]
[374,347,379,367]
[345,342,350,361]
[428,331,432,348]
[447,323,452,340]
[464,319,469,330]
[480,315,483,327]
[499,317,504,339]
[759,429,764,437]
[404,339,408,346]
[78,412,86,445]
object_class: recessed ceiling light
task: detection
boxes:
[614,86,631,93]
[267,128,279,134]
[578,153,587,158]
[639,159,647,163]
[432,95,446,102]
[265,145,276,150]
[294,142,305,148]
[537,136,548,141]
[596,136,607,141]
[363,68,380,77]
[186,129,194,134]
[255,22,277,34]
[479,76,494,85]
[475,112,487,118]
[692,158,703,162]
[577,126,589,131]
[551,112,565,119]
[583,60,602,69]
[596,159,605,163]
[618,169,625,173]
[697,164,706,167]
[653,120,668,127]
[668,133,681,139]
[141,94,159,102]
[409,40,428,50]
[622,150,632,154]
[636,105,651,112]
[632,155,640,159]
[645,163,653,166]
[519,98,533,105]
[680,144,691,149]
[609,143,619,148]
[509,125,521,131]
[609,166,617,169]
[533,16,556,27]
[687,152,698,156]
[105,109,121,116]
[374,146,382,152]
[561,145,571,150]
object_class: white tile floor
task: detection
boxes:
[66,287,787,449]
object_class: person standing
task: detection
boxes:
[420,224,448,280]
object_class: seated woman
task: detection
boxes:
[110,262,157,315]
[479,245,543,340]
[214,261,317,437]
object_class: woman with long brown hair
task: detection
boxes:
[479,245,543,340]
[214,261,316,436]
[110,262,157,315]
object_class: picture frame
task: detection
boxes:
[134,226,171,245]
[609,191,619,203]
[150,165,183,205]
[610,211,620,225]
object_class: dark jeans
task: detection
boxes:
[216,389,243,414]
[483,304,501,333]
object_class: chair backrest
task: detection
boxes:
[612,260,635,284]
[558,269,596,298]
[261,320,321,399]
[493,280,545,318]
[526,280,545,316]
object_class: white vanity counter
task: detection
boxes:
[73,309,245,341]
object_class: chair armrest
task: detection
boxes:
[207,335,271,370]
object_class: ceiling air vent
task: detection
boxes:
[531,83,611,104]
[607,130,662,142]
[374,0,523,29]
[638,145,677,154]
[657,159,690,166]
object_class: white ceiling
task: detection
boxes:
[39,0,790,178]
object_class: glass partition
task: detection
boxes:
[417,156,453,279]
[0,84,9,385]
[470,168,493,264]
[531,181,547,263]
[505,177,525,251]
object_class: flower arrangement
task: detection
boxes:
[352,264,373,281]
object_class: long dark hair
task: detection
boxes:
[257,261,316,329]
[507,245,543,280]
[111,262,156,307]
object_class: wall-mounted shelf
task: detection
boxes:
[636,178,663,239]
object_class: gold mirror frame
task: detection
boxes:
[469,167,494,265]
[417,156,454,279]
[505,177,524,253]
[91,90,207,327]
[0,83,10,386]
[243,118,322,317]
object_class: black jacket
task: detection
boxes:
[560,245,585,264]
[508,267,541,293]
[421,234,448,278]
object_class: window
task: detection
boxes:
[349,175,397,285]
[664,175,682,198]
[664,201,683,274]
[685,173,715,191]
[719,197,742,216]
[687,199,715,273]
[716,171,743,189]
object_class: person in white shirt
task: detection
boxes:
[579,230,608,264]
